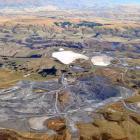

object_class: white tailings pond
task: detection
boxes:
[52,50,114,66]
[52,51,89,64]
[91,55,113,66]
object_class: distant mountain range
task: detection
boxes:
[0,0,140,16]
[0,0,140,9]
